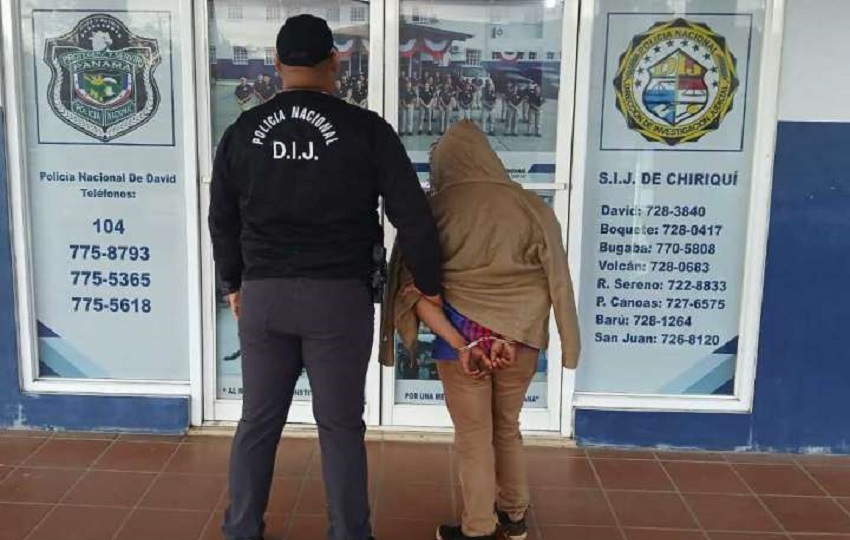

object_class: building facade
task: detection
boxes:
[0,0,847,453]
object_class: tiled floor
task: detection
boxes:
[2,431,850,540]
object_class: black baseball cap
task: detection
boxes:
[276,14,335,67]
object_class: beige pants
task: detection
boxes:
[437,346,538,537]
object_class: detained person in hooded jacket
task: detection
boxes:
[380,120,580,540]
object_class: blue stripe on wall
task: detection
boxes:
[576,410,753,451]
[749,120,850,451]
[574,120,850,453]
[0,109,189,434]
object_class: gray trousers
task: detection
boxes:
[400,104,415,133]
[223,278,374,540]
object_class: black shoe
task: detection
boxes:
[436,525,496,540]
[497,510,528,540]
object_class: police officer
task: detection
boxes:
[480,79,498,136]
[506,84,522,136]
[209,15,442,540]
[520,82,531,123]
[340,73,352,96]
[527,84,544,137]
[457,81,474,121]
[352,78,369,108]
[254,73,277,104]
[400,79,418,135]
[333,78,345,99]
[437,81,456,135]
[418,80,436,136]
[234,77,254,111]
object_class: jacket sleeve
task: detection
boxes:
[379,239,423,366]
[535,204,581,369]
[373,117,442,297]
[208,124,243,294]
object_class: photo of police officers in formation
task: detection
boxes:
[397,70,546,140]
[233,70,370,110]
[226,66,552,150]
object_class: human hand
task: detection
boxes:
[472,345,497,373]
[458,345,491,379]
[489,340,518,370]
[228,291,241,320]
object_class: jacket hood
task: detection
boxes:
[429,120,514,192]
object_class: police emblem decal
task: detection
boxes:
[613,19,740,146]
[44,14,161,142]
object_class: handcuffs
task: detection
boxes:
[455,336,516,354]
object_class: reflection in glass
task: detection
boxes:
[208,1,371,400]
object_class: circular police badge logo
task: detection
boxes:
[613,19,739,146]
[44,14,162,142]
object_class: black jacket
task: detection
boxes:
[209,90,441,296]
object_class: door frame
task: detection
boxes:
[565,0,785,413]
[196,0,386,426]
[380,0,582,434]
[1,0,202,415]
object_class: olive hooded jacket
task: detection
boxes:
[379,120,580,369]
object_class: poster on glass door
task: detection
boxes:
[209,1,373,399]
[19,1,191,381]
[397,0,566,184]
[575,0,766,395]
[207,0,372,146]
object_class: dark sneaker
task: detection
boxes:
[497,510,528,540]
[436,525,496,540]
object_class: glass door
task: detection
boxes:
[197,0,384,424]
[382,0,580,431]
